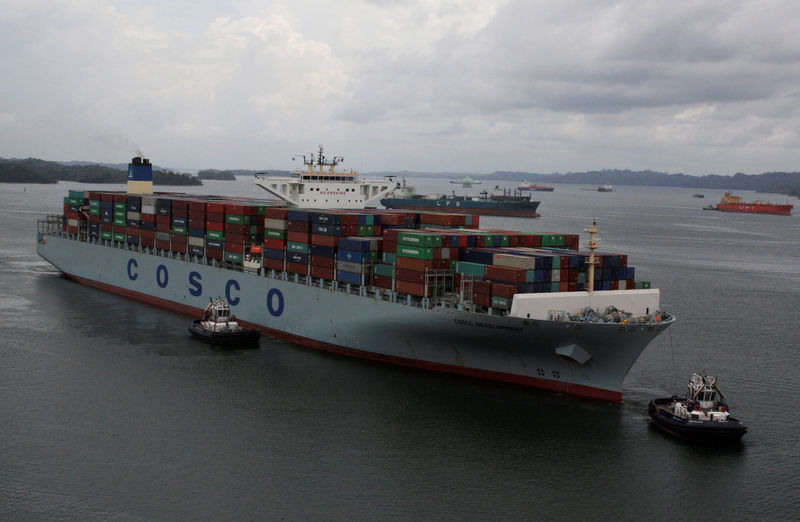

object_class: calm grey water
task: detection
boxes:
[1,178,799,520]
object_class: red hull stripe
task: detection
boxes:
[64,272,621,402]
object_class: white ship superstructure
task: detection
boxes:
[254,146,394,209]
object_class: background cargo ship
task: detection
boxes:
[37,157,673,401]
[709,192,793,215]
[381,179,541,217]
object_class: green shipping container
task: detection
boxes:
[89,208,101,216]
[224,251,243,263]
[551,281,561,292]
[397,231,441,248]
[225,213,248,225]
[374,264,394,277]
[397,245,434,260]
[113,233,126,242]
[455,261,486,277]
[491,296,512,310]
[634,281,651,289]
[68,190,86,198]
[114,202,126,211]
[542,234,565,248]
[382,252,397,264]
[113,217,126,227]
[100,231,113,240]
[287,241,309,254]
[64,196,84,206]
[89,200,101,208]
[265,228,286,240]
[206,230,225,241]
[171,226,188,235]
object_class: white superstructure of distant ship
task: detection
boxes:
[254,146,394,209]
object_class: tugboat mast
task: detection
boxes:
[585,220,599,293]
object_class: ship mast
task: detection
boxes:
[584,220,599,293]
[295,145,343,174]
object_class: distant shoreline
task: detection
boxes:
[2,156,798,198]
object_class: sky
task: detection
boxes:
[2,0,799,175]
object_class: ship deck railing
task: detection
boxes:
[37,215,669,324]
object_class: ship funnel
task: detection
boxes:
[127,156,153,195]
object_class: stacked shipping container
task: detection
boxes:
[61,192,651,308]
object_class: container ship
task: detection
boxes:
[518,182,555,192]
[711,192,793,216]
[36,157,674,401]
[381,179,541,217]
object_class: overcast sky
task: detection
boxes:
[2,0,799,175]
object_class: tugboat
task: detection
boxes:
[188,298,261,346]
[649,372,747,442]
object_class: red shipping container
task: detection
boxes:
[396,280,430,297]
[287,220,310,232]
[618,255,628,268]
[112,225,126,235]
[491,283,517,299]
[372,274,393,289]
[342,225,359,237]
[474,280,492,295]
[188,201,206,213]
[286,261,308,275]
[225,222,248,234]
[568,282,578,292]
[141,213,155,223]
[559,282,569,293]
[140,235,155,248]
[156,239,170,251]
[311,234,339,247]
[141,229,155,240]
[100,193,114,202]
[340,214,359,225]
[170,242,186,254]
[396,268,426,284]
[225,241,243,254]
[206,211,224,222]
[263,207,288,219]
[188,217,205,229]
[609,280,619,290]
[206,248,223,260]
[484,265,526,284]
[113,194,127,203]
[311,256,335,269]
[156,215,171,226]
[101,224,112,232]
[473,293,491,307]
[382,240,397,253]
[396,256,447,271]
[206,221,224,232]
[287,231,310,243]
[88,214,100,222]
[263,238,286,250]
[310,265,334,279]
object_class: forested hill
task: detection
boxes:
[0,158,201,186]
[487,169,800,197]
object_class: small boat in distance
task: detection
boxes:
[596,184,614,192]
[450,176,482,187]
[711,192,793,216]
[692,194,705,198]
[518,181,554,192]
[189,298,261,346]
[648,372,747,442]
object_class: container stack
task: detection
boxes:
[61,190,651,304]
